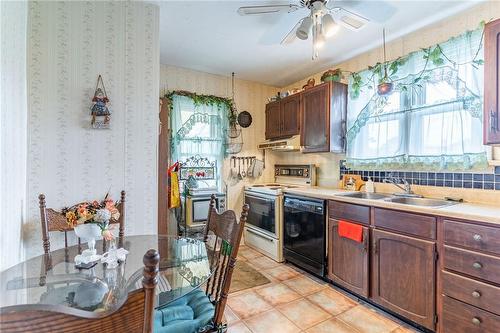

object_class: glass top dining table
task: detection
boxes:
[0,235,212,316]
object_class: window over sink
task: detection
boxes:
[346,27,488,171]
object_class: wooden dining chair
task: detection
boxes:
[38,190,126,255]
[154,194,249,333]
[0,249,159,333]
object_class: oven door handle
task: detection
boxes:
[246,228,275,242]
[244,193,276,203]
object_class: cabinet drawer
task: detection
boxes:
[328,201,369,225]
[444,245,500,285]
[442,296,500,333]
[374,208,436,239]
[444,219,500,255]
[442,271,500,315]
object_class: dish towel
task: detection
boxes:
[338,220,363,243]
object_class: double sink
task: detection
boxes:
[337,192,458,208]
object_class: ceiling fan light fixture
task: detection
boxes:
[322,13,339,38]
[314,31,326,49]
[296,16,312,40]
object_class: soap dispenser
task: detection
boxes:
[365,177,375,193]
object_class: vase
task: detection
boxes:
[74,223,102,264]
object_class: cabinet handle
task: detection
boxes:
[472,290,481,298]
[491,110,499,132]
[363,232,369,252]
[473,234,482,242]
[472,317,481,325]
[473,262,483,270]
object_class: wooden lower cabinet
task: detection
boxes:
[372,229,436,330]
[328,219,369,297]
[442,296,500,333]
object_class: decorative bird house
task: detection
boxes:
[91,75,111,129]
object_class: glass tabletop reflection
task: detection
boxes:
[0,235,212,316]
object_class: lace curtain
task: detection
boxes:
[346,28,488,171]
[170,94,229,171]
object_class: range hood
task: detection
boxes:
[258,136,301,151]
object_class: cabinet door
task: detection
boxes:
[280,94,300,137]
[265,101,281,140]
[372,229,436,330]
[484,18,500,145]
[328,219,369,297]
[301,83,330,153]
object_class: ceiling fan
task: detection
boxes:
[238,0,395,60]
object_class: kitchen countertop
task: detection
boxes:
[284,187,500,226]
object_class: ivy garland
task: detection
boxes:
[164,90,237,124]
[346,22,486,99]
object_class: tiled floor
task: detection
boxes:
[225,245,422,333]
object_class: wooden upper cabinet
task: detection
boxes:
[372,229,436,330]
[280,94,300,137]
[484,18,500,145]
[265,101,281,140]
[301,82,347,153]
[301,83,330,152]
[328,219,369,298]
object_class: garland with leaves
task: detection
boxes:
[164,90,237,124]
[339,22,486,99]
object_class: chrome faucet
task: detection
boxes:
[383,174,423,198]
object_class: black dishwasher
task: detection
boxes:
[283,195,326,277]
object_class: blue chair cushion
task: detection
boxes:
[154,289,215,333]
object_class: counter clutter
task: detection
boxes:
[283,187,500,226]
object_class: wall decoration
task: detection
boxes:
[321,68,342,83]
[302,78,315,90]
[91,75,111,129]
[237,111,252,128]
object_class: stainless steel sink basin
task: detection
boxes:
[384,197,457,208]
[338,192,393,200]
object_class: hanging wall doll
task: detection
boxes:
[91,75,111,129]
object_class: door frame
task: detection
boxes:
[158,98,170,235]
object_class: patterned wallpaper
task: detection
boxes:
[1,1,27,271]
[25,1,159,259]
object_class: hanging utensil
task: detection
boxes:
[241,157,246,178]
[253,159,264,178]
[237,158,243,181]
[227,156,235,181]
[247,157,256,177]
[229,156,238,186]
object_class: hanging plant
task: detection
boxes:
[164,90,235,126]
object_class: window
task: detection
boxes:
[346,28,487,171]
[170,94,229,187]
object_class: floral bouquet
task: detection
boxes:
[62,193,120,241]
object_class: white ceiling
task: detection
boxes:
[159,0,483,87]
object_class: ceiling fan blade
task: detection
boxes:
[281,18,303,45]
[237,4,301,16]
[258,8,306,45]
[332,7,368,30]
[331,0,397,23]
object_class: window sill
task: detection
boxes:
[488,160,500,166]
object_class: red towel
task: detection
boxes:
[338,220,363,243]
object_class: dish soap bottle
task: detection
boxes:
[345,177,356,191]
[365,178,375,193]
